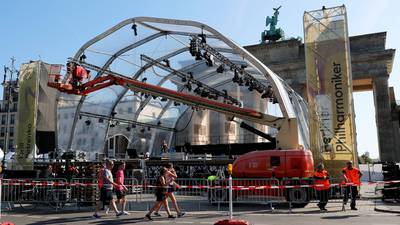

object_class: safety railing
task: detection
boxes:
[70,178,98,208]
[0,177,393,213]
[1,178,69,210]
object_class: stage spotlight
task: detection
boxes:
[140,128,145,133]
[115,121,120,126]
[188,72,194,78]
[256,86,264,94]
[200,89,210,98]
[216,65,224,73]
[147,127,151,131]
[163,59,170,67]
[131,23,138,36]
[199,33,207,43]
[79,115,82,120]
[222,89,228,97]
[174,101,181,106]
[189,39,197,56]
[79,53,87,62]
[141,77,147,82]
[244,78,250,86]
[98,118,104,123]
[181,76,187,82]
[185,82,192,91]
[240,64,247,69]
[238,77,244,86]
[110,123,115,128]
[126,126,131,132]
[157,121,162,126]
[195,51,202,61]
[203,52,213,67]
[111,111,117,117]
[160,97,168,102]
[131,124,136,128]
[194,87,202,95]
[232,70,239,83]
[85,120,91,126]
[152,95,157,100]
[261,92,269,99]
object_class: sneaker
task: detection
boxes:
[123,211,130,215]
[92,213,101,219]
[168,215,176,219]
[116,211,124,217]
[153,212,161,217]
[145,214,153,220]
[177,212,186,218]
[351,207,358,210]
[105,207,110,215]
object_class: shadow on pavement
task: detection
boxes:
[25,216,146,225]
[321,215,359,220]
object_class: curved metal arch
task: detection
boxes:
[64,17,299,151]
[96,47,190,149]
[66,32,166,150]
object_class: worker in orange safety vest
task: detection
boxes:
[67,62,91,88]
[342,161,362,210]
[60,62,91,91]
[313,163,330,211]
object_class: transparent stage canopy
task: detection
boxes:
[56,17,309,159]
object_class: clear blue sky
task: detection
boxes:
[1,0,399,159]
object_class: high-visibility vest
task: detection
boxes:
[342,167,361,185]
[314,170,330,190]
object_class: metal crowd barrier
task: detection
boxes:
[0,177,369,212]
[70,178,98,208]
[1,178,69,210]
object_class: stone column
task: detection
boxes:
[373,76,396,161]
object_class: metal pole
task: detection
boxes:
[2,58,15,164]
[368,163,371,182]
[0,178,2,219]
[229,174,233,220]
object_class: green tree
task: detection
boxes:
[360,152,372,164]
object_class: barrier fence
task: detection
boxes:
[1,177,399,213]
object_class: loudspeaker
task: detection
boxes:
[127,148,138,158]
[36,131,55,154]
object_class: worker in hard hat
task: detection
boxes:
[342,161,362,210]
[313,163,330,212]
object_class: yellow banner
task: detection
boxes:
[304,6,357,166]
[16,62,39,169]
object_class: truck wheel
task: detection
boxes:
[285,188,309,208]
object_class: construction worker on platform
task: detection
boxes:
[342,160,362,210]
[313,163,330,212]
[60,62,90,90]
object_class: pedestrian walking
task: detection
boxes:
[115,161,129,215]
[313,163,330,212]
[145,167,175,220]
[342,160,362,210]
[153,163,185,217]
[93,160,123,218]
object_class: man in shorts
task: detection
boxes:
[93,160,123,218]
[115,161,129,215]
